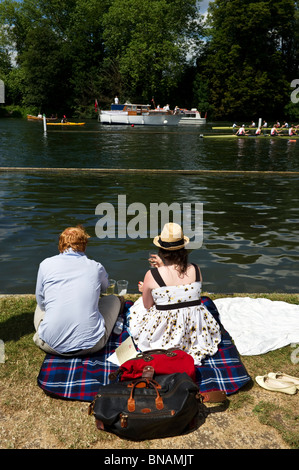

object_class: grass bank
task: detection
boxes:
[0,293,298,450]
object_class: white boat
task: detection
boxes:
[179,108,206,125]
[98,103,182,126]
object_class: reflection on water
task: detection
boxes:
[0,171,298,294]
[0,119,298,294]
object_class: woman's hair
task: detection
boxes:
[58,225,90,253]
[158,247,189,275]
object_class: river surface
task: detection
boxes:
[0,118,298,294]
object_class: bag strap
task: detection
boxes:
[127,378,164,412]
[198,390,227,403]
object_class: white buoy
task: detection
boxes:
[43,114,47,133]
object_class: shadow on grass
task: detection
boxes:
[0,305,35,342]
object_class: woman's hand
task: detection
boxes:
[148,254,164,268]
[138,281,143,292]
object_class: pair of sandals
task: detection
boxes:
[255,372,299,395]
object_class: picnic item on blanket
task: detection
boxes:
[37,297,251,401]
[88,371,203,440]
[255,375,297,395]
[109,348,196,382]
[214,297,299,355]
[267,372,299,389]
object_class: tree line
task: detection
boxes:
[0,0,298,121]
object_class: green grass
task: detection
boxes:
[0,293,298,449]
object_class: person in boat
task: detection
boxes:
[289,125,297,136]
[114,96,119,104]
[128,223,221,366]
[37,112,42,119]
[281,121,289,128]
[270,125,281,136]
[255,127,262,135]
[163,104,170,111]
[61,115,68,123]
[33,225,122,356]
[249,120,256,127]
[236,125,248,135]
[262,120,268,128]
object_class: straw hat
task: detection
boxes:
[153,223,189,251]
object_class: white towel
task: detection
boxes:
[214,297,299,355]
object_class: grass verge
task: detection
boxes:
[0,293,298,449]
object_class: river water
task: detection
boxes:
[0,118,298,294]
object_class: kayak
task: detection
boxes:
[47,122,85,126]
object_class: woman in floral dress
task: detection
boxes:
[128,223,221,365]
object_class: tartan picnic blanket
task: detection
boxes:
[37,297,251,401]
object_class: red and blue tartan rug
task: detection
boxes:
[37,297,251,401]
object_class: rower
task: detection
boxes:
[289,125,297,136]
[236,125,248,136]
[270,125,281,136]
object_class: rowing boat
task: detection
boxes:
[202,134,298,139]
[47,122,85,126]
[212,126,290,131]
[27,114,57,122]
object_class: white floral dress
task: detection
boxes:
[128,266,221,366]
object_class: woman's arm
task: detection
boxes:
[142,270,156,309]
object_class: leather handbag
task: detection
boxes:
[109,348,196,382]
[88,370,202,441]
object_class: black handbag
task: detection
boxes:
[88,370,203,441]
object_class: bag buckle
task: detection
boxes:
[120,413,128,428]
[142,365,154,380]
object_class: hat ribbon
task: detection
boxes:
[158,237,185,248]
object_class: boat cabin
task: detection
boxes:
[111,103,150,115]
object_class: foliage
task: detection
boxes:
[0,0,202,115]
[194,0,299,120]
[101,0,201,103]
[0,0,298,119]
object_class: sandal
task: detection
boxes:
[255,375,297,395]
[267,371,299,389]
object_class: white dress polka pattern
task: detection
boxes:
[128,267,221,365]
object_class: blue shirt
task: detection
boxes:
[35,249,109,353]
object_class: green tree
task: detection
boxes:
[101,0,202,104]
[0,0,110,115]
[0,0,204,113]
[195,0,298,120]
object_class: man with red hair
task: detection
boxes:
[33,226,121,356]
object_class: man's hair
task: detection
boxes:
[58,225,90,253]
